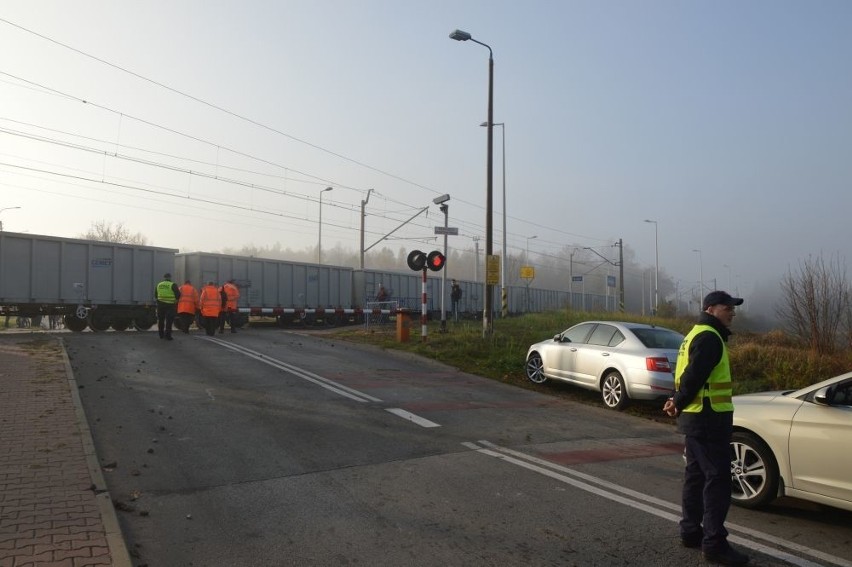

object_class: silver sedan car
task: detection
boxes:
[731,372,852,511]
[524,321,683,410]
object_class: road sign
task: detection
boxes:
[434,226,459,235]
[486,255,500,285]
[520,266,535,280]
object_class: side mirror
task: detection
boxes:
[553,334,561,342]
[813,386,832,406]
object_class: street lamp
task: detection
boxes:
[451,28,494,336]
[524,235,537,312]
[0,206,21,232]
[723,264,732,291]
[359,189,374,269]
[525,235,537,261]
[318,187,333,264]
[692,249,704,298]
[481,121,507,317]
[644,219,658,314]
[434,194,451,333]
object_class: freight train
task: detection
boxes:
[0,231,612,332]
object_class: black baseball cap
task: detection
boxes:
[703,290,743,310]
[163,272,172,279]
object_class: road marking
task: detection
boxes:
[205,389,215,401]
[468,441,851,567]
[385,408,441,428]
[203,338,441,428]
[204,337,382,403]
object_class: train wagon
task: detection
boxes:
[0,231,177,332]
[175,251,357,327]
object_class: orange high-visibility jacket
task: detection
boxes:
[199,285,222,317]
[222,282,240,312]
[177,284,199,315]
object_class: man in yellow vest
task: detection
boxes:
[199,281,222,336]
[664,291,747,566]
[176,280,199,334]
[219,279,240,334]
[154,273,181,341]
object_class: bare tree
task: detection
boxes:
[79,221,148,245]
[777,253,849,355]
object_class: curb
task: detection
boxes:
[58,337,133,567]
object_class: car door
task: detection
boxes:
[787,379,852,505]
[569,324,623,387]
[553,323,595,381]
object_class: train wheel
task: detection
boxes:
[111,318,131,331]
[87,311,111,332]
[64,314,88,333]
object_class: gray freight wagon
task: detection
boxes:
[174,252,354,326]
[0,231,177,332]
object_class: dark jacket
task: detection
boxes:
[674,312,734,438]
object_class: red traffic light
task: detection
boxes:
[427,250,446,271]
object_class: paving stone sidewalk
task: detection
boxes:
[0,334,130,567]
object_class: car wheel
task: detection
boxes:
[601,371,629,410]
[730,431,779,509]
[525,353,547,384]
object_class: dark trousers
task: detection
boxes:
[219,310,236,332]
[202,315,218,336]
[681,433,732,551]
[156,303,176,338]
[176,312,195,333]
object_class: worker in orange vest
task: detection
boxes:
[219,279,241,334]
[199,281,222,336]
[176,280,199,334]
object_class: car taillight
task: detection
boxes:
[646,357,672,372]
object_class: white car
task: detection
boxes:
[524,321,683,410]
[731,373,852,511]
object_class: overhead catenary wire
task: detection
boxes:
[0,18,620,257]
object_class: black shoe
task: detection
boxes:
[231,328,237,333]
[680,532,702,549]
[166,335,173,341]
[703,544,749,566]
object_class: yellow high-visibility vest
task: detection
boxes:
[674,324,734,413]
[156,280,177,304]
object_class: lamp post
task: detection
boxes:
[0,206,21,232]
[481,121,506,317]
[644,219,658,314]
[451,28,494,336]
[692,249,703,298]
[525,235,536,313]
[318,187,333,264]
[723,263,732,291]
[525,235,537,261]
[435,195,451,333]
[359,189,373,269]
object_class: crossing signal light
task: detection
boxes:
[407,250,427,271]
[427,251,446,272]
[407,250,446,272]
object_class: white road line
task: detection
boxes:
[203,337,381,403]
[205,389,215,401]
[203,338,443,428]
[385,408,441,428]
[469,441,850,567]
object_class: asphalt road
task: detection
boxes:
[64,329,852,567]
